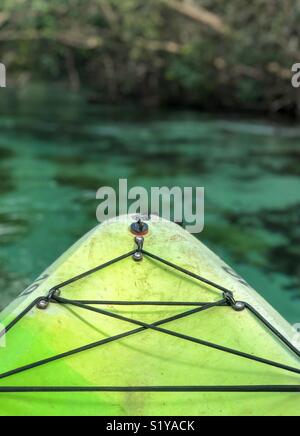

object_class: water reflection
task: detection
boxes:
[0,85,299,323]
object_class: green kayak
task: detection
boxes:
[0,215,299,416]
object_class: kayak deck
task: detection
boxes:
[0,216,299,416]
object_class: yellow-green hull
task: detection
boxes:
[0,216,299,416]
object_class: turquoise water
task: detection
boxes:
[0,85,299,324]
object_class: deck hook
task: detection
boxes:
[133,236,144,261]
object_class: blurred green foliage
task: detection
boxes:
[0,0,299,115]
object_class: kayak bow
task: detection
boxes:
[0,215,299,416]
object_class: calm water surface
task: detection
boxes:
[0,85,299,324]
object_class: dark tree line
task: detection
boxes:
[0,0,299,116]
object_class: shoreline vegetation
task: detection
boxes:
[0,0,300,117]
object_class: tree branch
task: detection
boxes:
[98,0,118,31]
[0,12,9,28]
[163,0,229,35]
[0,30,102,49]
[136,39,182,54]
